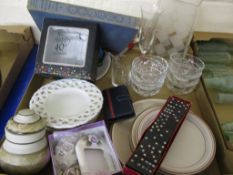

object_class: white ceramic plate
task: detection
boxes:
[30,79,103,129]
[131,107,216,174]
[111,99,165,164]
[96,52,111,80]
[111,99,216,175]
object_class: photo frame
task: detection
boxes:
[48,121,122,175]
[36,18,99,81]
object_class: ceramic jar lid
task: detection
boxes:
[6,109,45,134]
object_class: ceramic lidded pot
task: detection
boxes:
[0,109,50,175]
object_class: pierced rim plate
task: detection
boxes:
[29,79,103,129]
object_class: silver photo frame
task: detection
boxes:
[43,26,89,68]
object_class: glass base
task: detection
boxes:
[129,73,160,97]
[131,80,160,97]
[166,80,198,95]
[111,55,130,87]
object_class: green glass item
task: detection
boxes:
[198,52,233,65]
[205,64,233,70]
[221,121,233,144]
[204,76,233,93]
[203,64,233,78]
[215,93,233,104]
[197,40,233,52]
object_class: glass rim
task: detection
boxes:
[169,52,205,70]
[132,55,169,74]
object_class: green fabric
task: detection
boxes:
[197,40,233,52]
[221,121,233,144]
[203,65,233,78]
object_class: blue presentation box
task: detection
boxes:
[27,0,138,54]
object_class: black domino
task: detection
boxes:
[123,96,191,175]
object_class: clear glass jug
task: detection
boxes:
[152,0,203,58]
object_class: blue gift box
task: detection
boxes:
[27,0,138,54]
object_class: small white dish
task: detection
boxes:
[29,79,103,129]
[97,52,111,80]
[5,128,46,144]
[3,137,47,155]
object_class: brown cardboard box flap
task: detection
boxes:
[0,26,34,109]
[0,25,33,42]
[193,31,233,41]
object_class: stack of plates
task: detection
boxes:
[111,99,216,175]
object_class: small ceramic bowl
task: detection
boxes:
[0,145,50,175]
[3,137,47,155]
[5,128,46,144]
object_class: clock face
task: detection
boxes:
[43,26,89,68]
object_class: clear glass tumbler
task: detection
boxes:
[166,53,205,94]
[111,55,130,87]
[130,56,168,96]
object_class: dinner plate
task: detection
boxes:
[111,99,165,164]
[111,99,216,175]
[30,79,103,129]
[96,52,111,80]
[131,107,216,174]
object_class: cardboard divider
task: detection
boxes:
[193,31,233,175]
[195,80,233,175]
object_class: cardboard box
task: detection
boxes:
[193,31,233,175]
[0,26,34,110]
[5,47,222,175]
